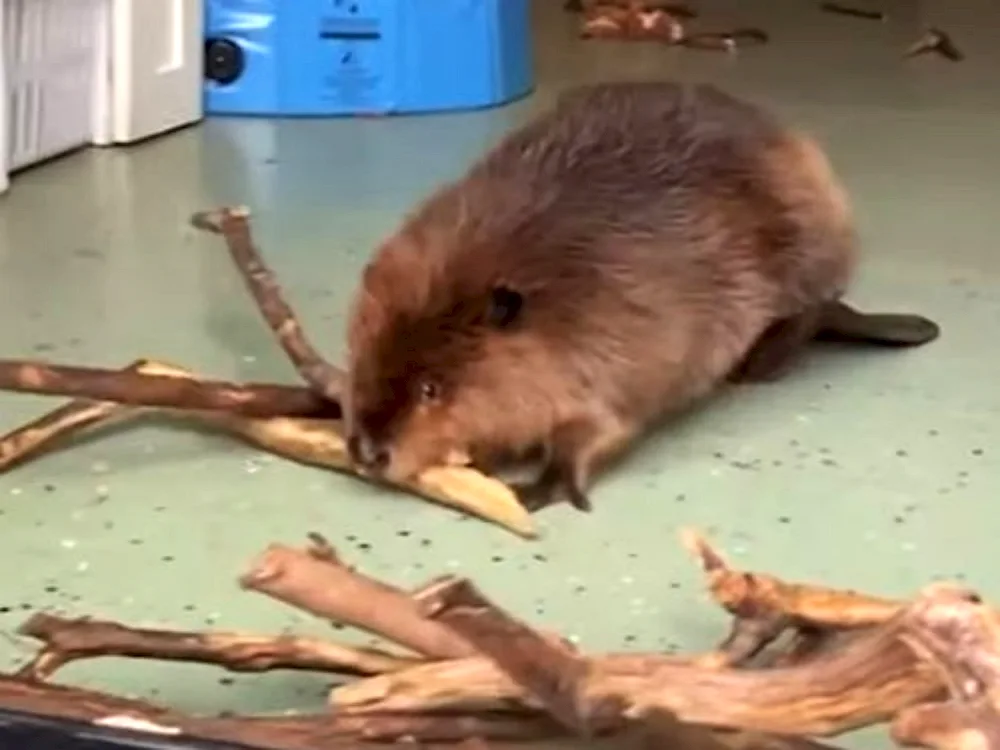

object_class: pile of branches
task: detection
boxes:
[0,206,991,749]
[2,530,998,750]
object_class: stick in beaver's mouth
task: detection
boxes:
[0,358,536,538]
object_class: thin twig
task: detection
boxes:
[190,206,344,405]
[0,373,134,472]
[0,359,337,418]
[15,613,420,682]
[0,359,535,538]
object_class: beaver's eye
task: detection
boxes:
[418,380,441,402]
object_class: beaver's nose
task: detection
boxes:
[347,432,390,472]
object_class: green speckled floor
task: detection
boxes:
[1,1,998,747]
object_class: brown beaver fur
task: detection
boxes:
[343,81,939,513]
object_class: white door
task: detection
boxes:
[0,4,8,194]
[110,0,204,144]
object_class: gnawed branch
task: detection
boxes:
[0,360,536,539]
[0,359,336,417]
[16,612,419,682]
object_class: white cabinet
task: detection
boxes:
[0,0,204,195]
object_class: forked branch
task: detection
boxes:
[190,206,344,405]
[0,360,536,538]
[4,531,893,750]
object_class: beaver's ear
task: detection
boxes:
[485,285,524,328]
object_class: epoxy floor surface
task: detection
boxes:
[1,2,998,748]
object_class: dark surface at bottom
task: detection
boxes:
[0,709,249,750]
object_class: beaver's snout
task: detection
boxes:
[347,431,391,473]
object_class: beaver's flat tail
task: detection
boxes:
[816,300,940,347]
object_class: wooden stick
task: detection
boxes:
[0,390,129,471]
[0,675,566,747]
[333,651,839,729]
[0,360,536,539]
[190,206,343,405]
[634,708,850,750]
[0,359,338,418]
[681,528,903,629]
[414,575,620,736]
[330,654,542,714]
[4,662,847,750]
[329,651,687,716]
[240,536,477,660]
[15,613,420,682]
[891,584,1000,750]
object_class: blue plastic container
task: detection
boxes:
[203,0,534,116]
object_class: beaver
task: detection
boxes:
[342,81,939,513]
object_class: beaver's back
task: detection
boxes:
[432,81,850,273]
[360,81,856,423]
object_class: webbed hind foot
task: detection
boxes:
[513,414,635,514]
[514,463,593,514]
